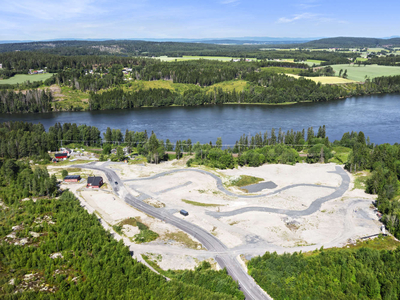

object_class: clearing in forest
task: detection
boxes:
[0,73,54,85]
[286,74,356,84]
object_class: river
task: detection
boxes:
[1,94,399,145]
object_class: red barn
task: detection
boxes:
[55,153,68,159]
[87,176,103,188]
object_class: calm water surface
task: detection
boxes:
[1,94,399,145]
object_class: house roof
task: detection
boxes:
[64,175,81,180]
[55,153,68,157]
[87,176,103,186]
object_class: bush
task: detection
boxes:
[61,170,68,178]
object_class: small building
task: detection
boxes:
[180,209,189,216]
[111,149,117,154]
[64,175,81,182]
[55,153,68,160]
[60,147,72,154]
[87,176,103,188]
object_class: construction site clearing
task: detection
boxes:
[48,160,384,272]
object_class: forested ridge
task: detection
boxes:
[1,48,400,113]
[88,74,400,111]
[0,131,244,298]
[248,246,400,300]
[0,40,360,62]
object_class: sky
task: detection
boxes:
[1,0,399,41]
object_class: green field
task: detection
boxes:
[329,64,400,82]
[0,73,54,85]
[367,47,386,52]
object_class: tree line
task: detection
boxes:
[248,246,400,299]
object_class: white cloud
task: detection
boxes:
[277,12,348,25]
[221,0,240,5]
[277,13,318,23]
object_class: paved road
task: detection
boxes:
[124,168,336,199]
[75,163,271,300]
[207,166,350,218]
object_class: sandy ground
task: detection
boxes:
[65,161,382,271]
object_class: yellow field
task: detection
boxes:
[286,74,356,84]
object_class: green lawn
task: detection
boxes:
[367,47,386,52]
[329,64,400,82]
[0,73,54,85]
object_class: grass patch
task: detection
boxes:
[207,80,248,92]
[114,217,159,243]
[330,146,352,164]
[260,66,304,75]
[52,86,90,111]
[353,171,370,190]
[329,64,400,82]
[229,175,264,187]
[181,199,222,207]
[134,229,159,243]
[345,235,400,251]
[49,159,93,166]
[128,156,147,165]
[163,231,203,249]
[0,73,54,85]
[168,153,177,160]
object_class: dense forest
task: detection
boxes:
[88,74,400,111]
[0,40,360,62]
[0,170,243,299]
[248,246,400,300]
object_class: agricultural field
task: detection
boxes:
[260,66,303,75]
[0,73,53,85]
[329,64,400,81]
[286,74,356,84]
[367,47,386,52]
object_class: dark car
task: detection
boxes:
[115,181,118,185]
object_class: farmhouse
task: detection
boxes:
[64,175,81,182]
[55,153,68,160]
[87,176,103,188]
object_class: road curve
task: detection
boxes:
[124,168,336,199]
[207,166,350,218]
[74,163,271,300]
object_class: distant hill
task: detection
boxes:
[300,37,400,48]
